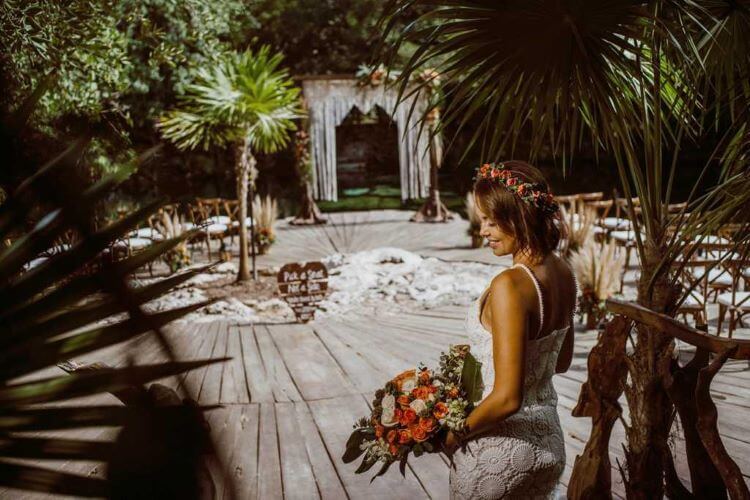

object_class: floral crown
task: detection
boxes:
[474,163,559,215]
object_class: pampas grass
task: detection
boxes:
[561,200,596,256]
[154,209,191,272]
[253,195,278,236]
[569,237,625,301]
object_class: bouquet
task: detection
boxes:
[342,345,483,479]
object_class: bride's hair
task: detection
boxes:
[473,160,565,257]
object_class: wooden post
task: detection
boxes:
[411,107,453,223]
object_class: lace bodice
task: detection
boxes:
[465,264,568,404]
[450,264,570,500]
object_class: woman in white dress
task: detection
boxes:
[445,161,577,499]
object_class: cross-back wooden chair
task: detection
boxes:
[578,192,604,203]
[716,255,750,338]
[693,241,735,302]
[673,243,716,327]
[554,194,580,214]
[194,197,229,260]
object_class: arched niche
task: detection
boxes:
[301,76,431,202]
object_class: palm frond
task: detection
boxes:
[158,46,304,154]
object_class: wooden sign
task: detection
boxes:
[277,261,328,323]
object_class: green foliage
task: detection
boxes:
[158,47,303,154]
[459,351,483,403]
[251,0,386,74]
[1,0,254,130]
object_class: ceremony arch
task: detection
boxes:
[301,75,432,202]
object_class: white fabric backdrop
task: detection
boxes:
[302,78,431,201]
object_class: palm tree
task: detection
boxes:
[381,1,750,497]
[159,47,303,281]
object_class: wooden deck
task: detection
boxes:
[3,211,749,499]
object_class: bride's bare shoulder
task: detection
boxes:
[488,267,533,302]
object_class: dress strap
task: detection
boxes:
[512,263,544,337]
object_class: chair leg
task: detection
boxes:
[717,304,727,336]
[205,236,212,261]
[624,246,632,269]
[728,309,736,339]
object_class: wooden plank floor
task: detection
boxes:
[3,210,749,499]
[5,311,749,499]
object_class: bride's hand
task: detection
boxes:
[443,431,459,456]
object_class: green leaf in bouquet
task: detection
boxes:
[399,451,409,477]
[460,351,484,403]
[342,429,367,464]
[413,443,423,457]
[370,460,393,482]
[355,457,377,474]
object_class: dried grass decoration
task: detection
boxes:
[252,195,278,254]
[569,238,625,329]
[465,192,484,248]
[154,211,191,272]
[560,200,595,257]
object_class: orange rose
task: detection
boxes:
[397,395,412,408]
[433,402,449,419]
[448,386,460,399]
[387,429,398,444]
[398,429,413,445]
[490,168,501,178]
[419,369,431,384]
[392,369,417,393]
[411,386,431,401]
[398,408,418,426]
[410,425,428,442]
[418,417,437,433]
[389,444,399,456]
[375,424,385,438]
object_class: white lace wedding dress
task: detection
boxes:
[449,264,569,499]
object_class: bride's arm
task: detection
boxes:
[448,271,528,446]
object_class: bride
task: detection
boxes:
[445,161,577,499]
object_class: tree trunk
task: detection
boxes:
[623,239,680,499]
[249,180,257,281]
[235,141,255,282]
[291,180,327,225]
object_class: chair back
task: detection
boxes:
[578,192,604,202]
[195,198,224,222]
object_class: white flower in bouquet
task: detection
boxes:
[409,398,428,415]
[401,376,417,393]
[381,393,395,410]
[381,408,398,427]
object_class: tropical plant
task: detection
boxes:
[0,91,225,496]
[381,1,750,496]
[159,46,303,281]
[569,238,625,328]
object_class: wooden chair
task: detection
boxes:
[554,194,580,214]
[673,244,715,327]
[195,198,229,260]
[692,241,735,302]
[578,192,604,202]
[716,257,750,338]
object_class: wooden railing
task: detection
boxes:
[568,298,750,500]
